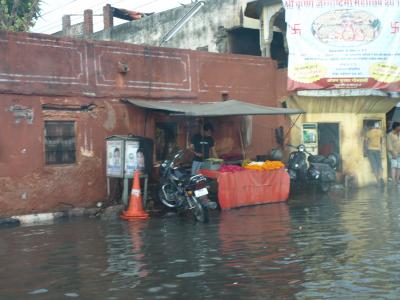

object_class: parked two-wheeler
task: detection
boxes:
[158,150,217,223]
[287,144,338,193]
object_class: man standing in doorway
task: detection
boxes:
[387,122,400,186]
[365,122,384,187]
[189,122,218,175]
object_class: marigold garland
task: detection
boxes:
[243,160,285,171]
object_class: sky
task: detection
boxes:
[31,0,194,34]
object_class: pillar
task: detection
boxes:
[103,4,114,30]
[83,9,93,38]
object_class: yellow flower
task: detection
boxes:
[242,159,252,167]
[243,160,285,171]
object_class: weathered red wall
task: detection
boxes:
[0,30,289,216]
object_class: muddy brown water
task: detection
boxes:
[1,187,400,299]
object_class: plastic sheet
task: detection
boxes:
[199,169,290,210]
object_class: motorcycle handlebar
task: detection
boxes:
[287,144,309,153]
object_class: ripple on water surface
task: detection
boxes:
[2,189,400,299]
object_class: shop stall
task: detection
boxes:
[199,167,290,210]
[123,98,302,209]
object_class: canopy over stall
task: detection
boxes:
[122,99,303,116]
[123,98,304,160]
[123,98,303,209]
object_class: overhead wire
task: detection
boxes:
[34,0,82,31]
[34,0,177,33]
[35,15,82,33]
[89,0,166,27]
[34,0,103,32]
[40,0,79,17]
[38,14,106,34]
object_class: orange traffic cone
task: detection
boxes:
[120,170,149,220]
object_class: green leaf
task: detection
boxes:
[0,0,41,31]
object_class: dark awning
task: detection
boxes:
[122,99,303,117]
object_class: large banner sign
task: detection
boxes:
[283,1,400,91]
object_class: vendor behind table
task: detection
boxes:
[189,122,218,175]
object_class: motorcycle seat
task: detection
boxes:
[308,155,325,163]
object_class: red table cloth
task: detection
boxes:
[199,168,290,210]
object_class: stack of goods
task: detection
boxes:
[243,160,285,171]
[219,153,243,161]
[203,158,224,170]
[219,164,244,173]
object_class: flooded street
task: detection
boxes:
[1,187,400,299]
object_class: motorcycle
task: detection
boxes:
[158,150,217,223]
[287,144,338,193]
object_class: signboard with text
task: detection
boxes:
[283,0,400,91]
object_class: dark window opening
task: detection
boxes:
[270,31,288,69]
[386,106,399,132]
[155,122,178,161]
[228,27,261,56]
[45,121,76,165]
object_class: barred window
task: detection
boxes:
[45,121,76,165]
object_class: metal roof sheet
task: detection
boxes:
[123,99,303,116]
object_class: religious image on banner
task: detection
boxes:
[283,1,400,91]
[311,10,380,46]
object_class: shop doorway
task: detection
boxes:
[318,123,340,165]
[155,122,177,161]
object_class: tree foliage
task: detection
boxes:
[0,0,41,32]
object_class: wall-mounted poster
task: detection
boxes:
[283,1,400,91]
[106,140,124,177]
[124,140,144,178]
[302,123,318,155]
[302,123,318,143]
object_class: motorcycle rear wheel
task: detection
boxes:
[319,181,331,193]
[191,196,209,223]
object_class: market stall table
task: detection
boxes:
[199,168,290,210]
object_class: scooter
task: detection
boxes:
[287,144,338,193]
[158,150,217,223]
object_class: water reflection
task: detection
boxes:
[102,221,149,293]
[1,188,400,299]
[218,204,303,299]
[290,187,400,299]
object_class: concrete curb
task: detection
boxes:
[0,217,20,228]
[13,212,66,225]
[0,205,124,227]
[4,209,94,227]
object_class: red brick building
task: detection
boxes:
[0,30,289,216]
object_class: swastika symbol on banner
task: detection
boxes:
[391,22,400,34]
[289,24,301,35]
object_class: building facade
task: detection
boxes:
[245,0,399,186]
[0,30,288,217]
[56,1,262,56]
[53,0,400,186]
